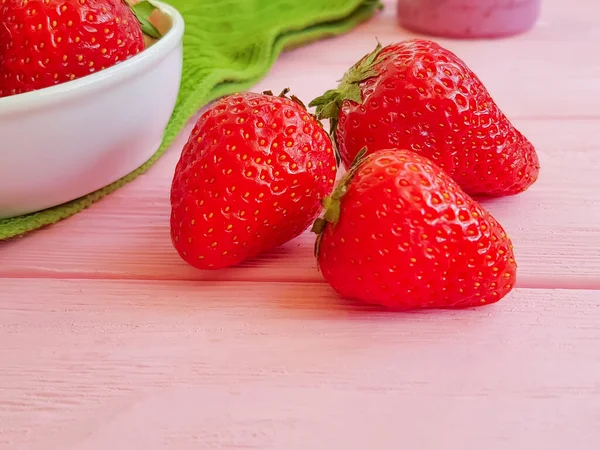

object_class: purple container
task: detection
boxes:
[397,0,541,39]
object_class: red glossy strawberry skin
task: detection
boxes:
[0,0,144,98]
[171,91,337,270]
[310,39,540,197]
[315,148,517,310]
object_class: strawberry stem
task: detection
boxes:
[262,88,325,132]
[311,148,369,257]
[290,95,307,110]
[129,0,162,39]
[308,42,385,157]
[263,88,309,111]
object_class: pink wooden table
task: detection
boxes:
[1,1,599,448]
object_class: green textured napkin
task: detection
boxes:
[0,0,382,240]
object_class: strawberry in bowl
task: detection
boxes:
[0,0,183,219]
[0,0,162,97]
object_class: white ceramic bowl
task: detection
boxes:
[0,1,184,219]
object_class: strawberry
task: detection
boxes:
[170,89,338,270]
[309,39,540,197]
[312,148,517,310]
[0,0,161,98]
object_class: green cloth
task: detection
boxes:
[0,0,382,240]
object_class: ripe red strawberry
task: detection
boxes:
[170,90,337,270]
[312,148,517,310]
[0,0,160,98]
[309,39,540,197]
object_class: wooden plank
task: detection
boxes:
[1,279,599,449]
[1,119,598,288]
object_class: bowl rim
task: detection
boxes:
[0,0,185,116]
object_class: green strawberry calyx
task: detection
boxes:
[128,0,162,39]
[263,87,327,131]
[263,88,314,114]
[311,148,370,257]
[308,41,386,153]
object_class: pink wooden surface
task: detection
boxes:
[1,281,599,450]
[1,0,600,448]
